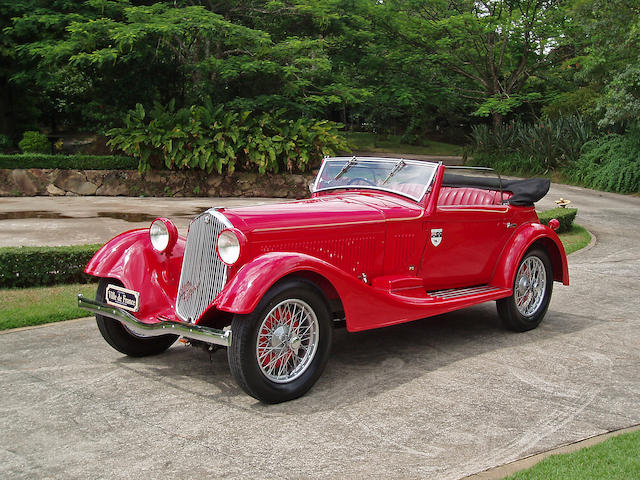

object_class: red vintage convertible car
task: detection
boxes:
[78,157,568,403]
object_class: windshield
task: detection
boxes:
[313,157,438,202]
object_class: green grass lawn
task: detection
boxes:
[346,132,463,156]
[558,224,591,255]
[504,429,640,479]
[0,283,97,330]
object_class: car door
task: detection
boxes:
[419,204,512,290]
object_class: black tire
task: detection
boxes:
[95,278,177,357]
[497,248,554,332]
[227,278,333,404]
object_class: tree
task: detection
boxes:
[370,0,566,127]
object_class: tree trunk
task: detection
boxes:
[492,112,503,130]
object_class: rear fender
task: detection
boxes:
[491,223,569,289]
[85,229,185,322]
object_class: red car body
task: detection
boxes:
[79,158,568,403]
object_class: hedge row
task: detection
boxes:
[0,244,101,288]
[0,154,138,170]
[538,207,577,233]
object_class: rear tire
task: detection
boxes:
[228,279,332,403]
[497,248,554,332]
[95,278,177,357]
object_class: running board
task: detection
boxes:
[428,285,503,300]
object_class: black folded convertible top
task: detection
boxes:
[442,173,551,206]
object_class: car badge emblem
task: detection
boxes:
[431,228,443,247]
[179,281,200,302]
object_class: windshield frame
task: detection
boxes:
[312,157,439,202]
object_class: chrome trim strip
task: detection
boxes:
[78,295,231,347]
[428,285,501,300]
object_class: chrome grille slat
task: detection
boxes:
[176,210,231,322]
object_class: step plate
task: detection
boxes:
[428,285,501,300]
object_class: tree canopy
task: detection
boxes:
[1,0,639,139]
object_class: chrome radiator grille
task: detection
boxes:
[176,210,231,323]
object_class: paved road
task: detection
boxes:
[0,196,281,247]
[1,184,639,479]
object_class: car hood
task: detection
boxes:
[220,192,423,233]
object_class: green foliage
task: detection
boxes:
[569,134,640,194]
[107,102,350,174]
[598,63,640,129]
[470,116,594,173]
[0,134,12,150]
[0,245,101,289]
[0,154,137,170]
[473,93,543,118]
[18,131,50,154]
[538,208,577,234]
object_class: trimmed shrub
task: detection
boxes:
[18,131,51,154]
[0,244,101,288]
[0,154,137,170]
[538,208,577,233]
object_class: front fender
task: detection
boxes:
[490,222,569,290]
[85,229,185,323]
[213,252,342,315]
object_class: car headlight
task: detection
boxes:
[149,218,178,253]
[217,229,241,265]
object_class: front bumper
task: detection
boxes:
[77,295,232,347]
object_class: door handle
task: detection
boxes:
[505,222,517,229]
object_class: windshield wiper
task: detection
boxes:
[382,159,406,185]
[334,156,358,180]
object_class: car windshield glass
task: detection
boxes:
[313,157,438,201]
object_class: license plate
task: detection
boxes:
[105,284,140,312]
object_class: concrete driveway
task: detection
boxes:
[1,184,639,479]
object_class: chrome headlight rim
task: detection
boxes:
[216,228,242,265]
[149,217,178,253]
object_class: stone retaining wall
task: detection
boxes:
[0,169,316,198]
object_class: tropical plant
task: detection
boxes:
[469,115,594,173]
[107,101,350,174]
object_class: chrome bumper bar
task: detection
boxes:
[77,295,231,347]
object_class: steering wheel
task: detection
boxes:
[347,177,376,186]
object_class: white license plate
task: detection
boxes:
[105,284,140,312]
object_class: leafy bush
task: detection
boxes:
[0,154,137,170]
[0,134,12,150]
[0,245,101,288]
[469,116,594,173]
[107,101,351,174]
[538,208,577,233]
[568,134,640,194]
[18,131,51,154]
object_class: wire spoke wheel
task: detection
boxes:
[255,299,320,383]
[514,256,547,316]
[497,248,553,332]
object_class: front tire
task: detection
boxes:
[497,248,554,332]
[228,279,333,404]
[95,278,177,357]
